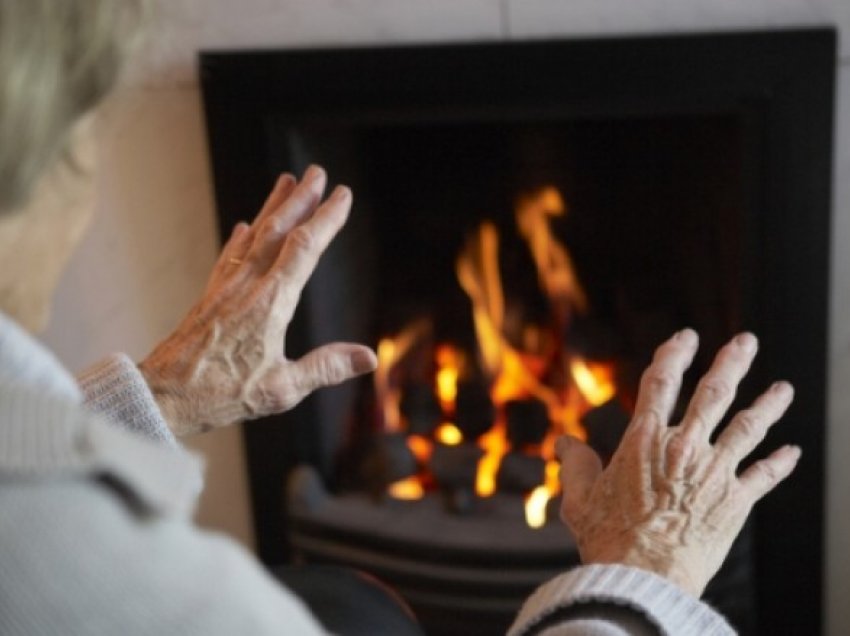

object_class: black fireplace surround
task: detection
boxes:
[201,29,835,634]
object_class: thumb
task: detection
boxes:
[292,343,378,395]
[556,435,603,528]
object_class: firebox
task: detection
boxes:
[201,29,834,635]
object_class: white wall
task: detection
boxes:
[41,0,850,632]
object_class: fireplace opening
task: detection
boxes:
[201,29,834,635]
[273,113,751,635]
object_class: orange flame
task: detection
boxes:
[374,320,429,432]
[570,357,616,407]
[475,423,509,496]
[406,434,433,464]
[435,344,462,413]
[515,186,587,315]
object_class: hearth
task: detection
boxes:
[201,29,834,635]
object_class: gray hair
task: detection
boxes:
[0,0,143,212]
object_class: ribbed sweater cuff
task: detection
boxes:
[508,564,734,636]
[76,354,178,448]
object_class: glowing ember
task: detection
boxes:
[388,476,425,500]
[435,423,463,446]
[406,434,433,464]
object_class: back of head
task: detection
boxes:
[0,0,142,213]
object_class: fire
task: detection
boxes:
[388,476,425,500]
[435,344,461,413]
[524,460,562,528]
[378,185,618,527]
[406,434,433,464]
[525,486,550,529]
[570,358,616,407]
[515,186,587,315]
[435,423,463,446]
[475,423,509,497]
[374,320,429,432]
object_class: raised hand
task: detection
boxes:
[556,329,800,597]
[138,165,377,436]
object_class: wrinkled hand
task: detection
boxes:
[139,166,377,436]
[556,329,800,597]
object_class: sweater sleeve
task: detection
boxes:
[76,353,177,448]
[509,564,735,636]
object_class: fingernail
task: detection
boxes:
[304,165,324,183]
[735,332,757,352]
[675,328,697,344]
[771,380,793,396]
[332,185,351,202]
[350,349,377,375]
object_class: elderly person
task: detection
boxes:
[0,1,801,634]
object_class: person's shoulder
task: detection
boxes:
[0,416,324,635]
[0,378,203,512]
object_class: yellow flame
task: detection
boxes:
[525,486,550,529]
[435,344,461,413]
[475,423,509,496]
[388,476,425,500]
[456,222,505,375]
[524,459,562,528]
[435,423,463,446]
[570,357,616,407]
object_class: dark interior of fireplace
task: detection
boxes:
[201,29,835,635]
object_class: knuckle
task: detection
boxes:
[700,376,732,402]
[642,369,678,395]
[734,411,762,438]
[666,435,692,465]
[287,225,315,253]
[753,460,780,484]
[316,355,348,386]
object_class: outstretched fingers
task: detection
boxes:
[680,333,758,443]
[254,172,297,228]
[268,185,352,322]
[630,329,699,432]
[714,381,794,466]
[247,166,327,271]
[737,444,801,502]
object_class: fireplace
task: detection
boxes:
[201,29,834,635]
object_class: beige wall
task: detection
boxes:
[40,1,850,632]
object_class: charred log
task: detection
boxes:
[455,380,495,440]
[496,452,545,493]
[400,383,442,436]
[581,397,630,462]
[505,398,550,449]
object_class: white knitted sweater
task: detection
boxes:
[0,312,733,635]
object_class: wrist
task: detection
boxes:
[582,541,704,599]
[137,361,194,437]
